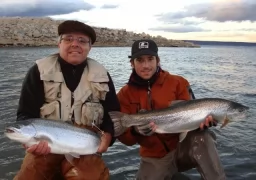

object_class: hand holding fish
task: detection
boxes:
[97,132,112,153]
[24,141,51,155]
[133,123,154,136]
[199,115,218,130]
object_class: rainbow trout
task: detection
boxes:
[4,118,101,161]
[108,98,249,141]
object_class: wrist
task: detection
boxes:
[103,132,112,146]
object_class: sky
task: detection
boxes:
[0,0,255,42]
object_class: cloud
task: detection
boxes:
[188,31,256,42]
[159,18,205,26]
[149,25,211,33]
[0,0,95,17]
[156,0,256,22]
[236,28,256,32]
[196,32,245,38]
[218,28,256,32]
[100,4,119,9]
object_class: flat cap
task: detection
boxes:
[58,20,96,44]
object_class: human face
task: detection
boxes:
[58,33,91,65]
[131,55,159,80]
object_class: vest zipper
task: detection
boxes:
[56,100,61,119]
[71,92,75,123]
[147,81,170,153]
[71,67,76,123]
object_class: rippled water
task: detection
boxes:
[0,46,255,180]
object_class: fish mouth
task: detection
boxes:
[4,127,18,134]
[4,126,32,142]
[238,105,249,112]
[5,128,15,133]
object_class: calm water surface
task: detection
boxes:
[0,46,255,179]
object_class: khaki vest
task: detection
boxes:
[35,53,109,126]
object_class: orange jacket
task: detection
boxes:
[117,70,191,158]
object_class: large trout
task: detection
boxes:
[108,98,249,141]
[4,118,101,162]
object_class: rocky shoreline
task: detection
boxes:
[0,17,200,48]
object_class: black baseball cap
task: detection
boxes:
[128,39,158,59]
[58,20,96,44]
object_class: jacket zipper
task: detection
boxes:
[147,81,170,153]
[147,81,153,110]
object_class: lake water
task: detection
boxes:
[0,45,255,180]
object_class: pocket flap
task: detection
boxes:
[40,72,64,83]
[40,101,59,116]
[91,83,109,92]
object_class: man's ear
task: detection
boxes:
[130,60,134,68]
[156,57,160,66]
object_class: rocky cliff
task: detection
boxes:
[0,17,200,47]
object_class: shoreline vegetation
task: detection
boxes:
[0,17,200,48]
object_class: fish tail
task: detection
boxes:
[108,111,127,137]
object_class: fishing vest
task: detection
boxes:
[35,53,109,126]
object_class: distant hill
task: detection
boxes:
[183,40,256,47]
[0,17,199,48]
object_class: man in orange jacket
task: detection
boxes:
[116,39,226,180]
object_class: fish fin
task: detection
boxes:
[179,131,188,142]
[95,152,102,157]
[108,111,127,137]
[220,116,229,128]
[34,134,53,144]
[138,109,148,113]
[69,152,80,158]
[169,100,185,107]
[155,128,168,134]
[65,154,75,166]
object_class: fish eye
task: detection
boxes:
[13,124,21,129]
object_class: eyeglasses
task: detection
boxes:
[60,36,90,45]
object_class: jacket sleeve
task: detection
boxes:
[16,64,45,121]
[100,72,120,146]
[188,86,196,100]
[176,77,192,100]
[116,87,138,146]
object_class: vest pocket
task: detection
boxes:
[40,101,61,120]
[43,81,61,102]
[91,83,109,100]
[80,102,104,126]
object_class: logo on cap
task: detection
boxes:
[139,41,149,49]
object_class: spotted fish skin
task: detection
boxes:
[108,98,249,141]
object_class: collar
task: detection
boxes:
[57,54,87,69]
[128,66,164,87]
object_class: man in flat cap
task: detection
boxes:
[14,20,120,180]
